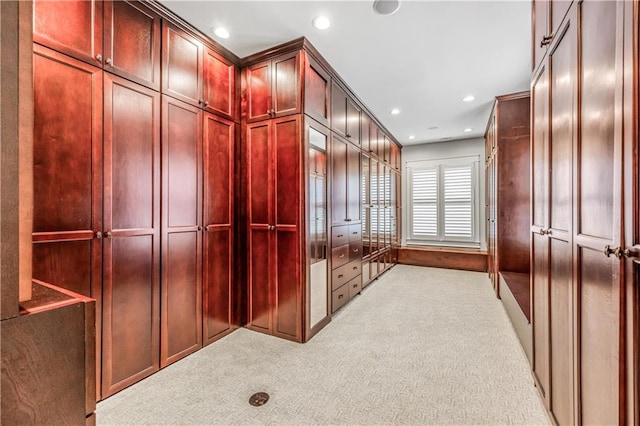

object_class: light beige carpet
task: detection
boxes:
[97,265,549,425]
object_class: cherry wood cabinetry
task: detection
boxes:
[331,81,361,144]
[244,51,302,122]
[162,22,236,119]
[304,53,331,128]
[161,96,203,367]
[246,116,302,341]
[101,73,161,397]
[530,2,639,423]
[331,134,361,225]
[532,0,572,73]
[203,114,235,345]
[34,0,161,90]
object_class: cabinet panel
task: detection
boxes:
[275,230,300,339]
[246,61,271,122]
[102,73,160,397]
[161,96,202,367]
[249,229,271,331]
[533,0,549,71]
[33,0,103,67]
[579,247,619,425]
[532,234,549,399]
[304,54,330,127]
[361,114,371,153]
[347,143,361,222]
[102,234,158,396]
[204,228,232,343]
[331,135,348,225]
[32,241,92,297]
[162,23,202,107]
[532,66,549,228]
[346,98,361,144]
[331,82,347,136]
[162,231,202,365]
[204,114,234,225]
[247,123,271,225]
[104,1,160,90]
[549,237,573,425]
[275,117,300,226]
[203,48,235,120]
[272,52,301,117]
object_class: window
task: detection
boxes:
[407,156,480,247]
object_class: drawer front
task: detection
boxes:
[331,259,361,290]
[331,244,350,268]
[348,224,361,242]
[331,225,349,247]
[332,284,349,313]
[349,241,362,261]
[347,275,362,298]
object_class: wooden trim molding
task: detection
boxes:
[397,246,488,272]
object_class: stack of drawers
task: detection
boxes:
[331,224,362,313]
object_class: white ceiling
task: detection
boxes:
[160,0,532,146]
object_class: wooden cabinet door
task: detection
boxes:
[546,14,576,425]
[272,52,301,118]
[33,0,103,67]
[531,61,550,406]
[575,2,623,424]
[203,113,234,345]
[32,44,103,396]
[532,0,549,71]
[273,116,302,341]
[245,60,272,122]
[331,134,348,225]
[347,142,361,223]
[162,23,203,108]
[304,53,330,127]
[103,1,161,90]
[161,96,203,367]
[361,114,371,153]
[346,97,361,144]
[203,47,235,120]
[369,123,379,157]
[102,74,160,398]
[247,121,272,332]
[331,82,347,137]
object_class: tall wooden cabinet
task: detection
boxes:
[530,1,639,424]
[33,0,238,399]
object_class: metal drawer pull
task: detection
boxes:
[352,266,358,270]
[339,254,345,258]
[338,294,343,299]
[352,231,358,235]
[338,274,343,278]
[337,234,344,238]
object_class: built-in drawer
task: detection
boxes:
[331,244,350,269]
[331,225,349,247]
[349,241,362,261]
[347,275,362,298]
[348,224,361,242]
[332,283,349,313]
[332,259,361,290]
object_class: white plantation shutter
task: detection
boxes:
[443,165,472,238]
[411,168,438,237]
[408,157,479,246]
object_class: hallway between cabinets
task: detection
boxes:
[97,265,549,425]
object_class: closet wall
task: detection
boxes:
[32,0,238,399]
[530,0,638,423]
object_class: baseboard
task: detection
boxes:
[397,246,487,272]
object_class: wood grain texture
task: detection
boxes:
[303,52,330,128]
[397,247,487,272]
[161,22,202,107]
[203,47,236,120]
[1,288,94,424]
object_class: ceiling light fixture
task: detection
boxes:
[390,108,400,115]
[312,16,331,30]
[214,27,230,39]
[373,0,401,15]
[464,128,472,132]
[462,95,475,102]
[408,135,415,140]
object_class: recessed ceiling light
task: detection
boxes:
[214,27,230,39]
[408,135,415,140]
[390,108,400,115]
[373,0,401,15]
[312,16,331,30]
[462,95,475,102]
[464,128,472,132]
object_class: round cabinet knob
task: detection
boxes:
[105,58,112,66]
[96,54,103,63]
